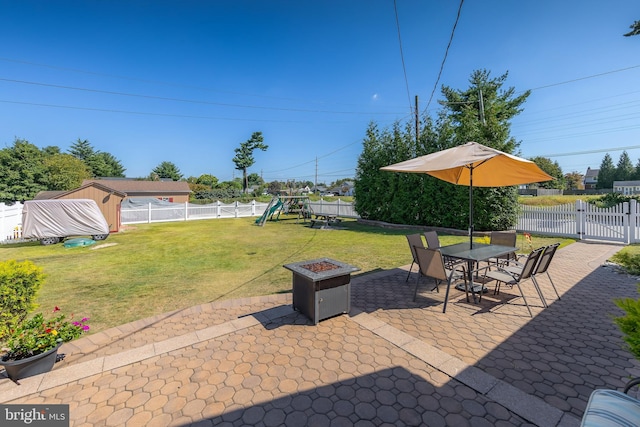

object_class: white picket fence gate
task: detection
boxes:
[2,199,639,244]
[517,199,640,244]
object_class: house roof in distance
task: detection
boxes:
[82,179,191,194]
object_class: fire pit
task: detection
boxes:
[283,258,360,324]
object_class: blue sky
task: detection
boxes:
[1,1,638,184]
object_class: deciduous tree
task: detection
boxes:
[531,156,564,189]
[0,138,47,203]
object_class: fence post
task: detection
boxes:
[185,202,189,221]
[576,200,584,240]
[147,203,152,224]
[337,199,341,217]
[216,200,221,218]
[235,201,239,218]
[623,201,630,244]
[630,199,637,244]
[251,200,256,216]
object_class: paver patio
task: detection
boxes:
[1,241,638,426]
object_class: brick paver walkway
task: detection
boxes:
[1,241,638,426]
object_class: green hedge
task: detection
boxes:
[0,260,45,342]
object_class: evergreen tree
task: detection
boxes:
[150,161,183,181]
[356,70,528,231]
[232,132,268,193]
[615,151,634,181]
[68,139,125,178]
[597,154,616,189]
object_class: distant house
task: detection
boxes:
[584,167,599,190]
[613,181,640,195]
[82,179,192,203]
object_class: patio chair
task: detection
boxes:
[405,233,425,282]
[413,246,466,305]
[423,231,441,249]
[482,246,546,317]
[533,243,561,302]
[486,230,517,268]
[424,230,465,270]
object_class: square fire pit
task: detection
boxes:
[283,258,360,324]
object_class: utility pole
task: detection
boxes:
[415,95,420,143]
[478,89,486,125]
[315,157,318,193]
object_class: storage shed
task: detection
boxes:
[34,182,126,233]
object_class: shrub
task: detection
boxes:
[611,251,640,276]
[0,260,45,342]
[615,289,640,361]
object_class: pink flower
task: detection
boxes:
[72,321,81,327]
[53,306,60,312]
[82,325,90,331]
[81,317,89,322]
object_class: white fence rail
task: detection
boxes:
[121,200,268,224]
[517,199,638,244]
[3,199,640,244]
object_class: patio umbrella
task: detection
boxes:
[381,141,553,248]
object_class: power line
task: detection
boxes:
[0,77,403,116]
[393,0,412,112]
[423,0,464,115]
[528,65,640,92]
[534,144,640,159]
[0,56,385,109]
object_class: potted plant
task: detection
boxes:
[0,307,89,381]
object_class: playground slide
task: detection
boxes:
[255,199,283,225]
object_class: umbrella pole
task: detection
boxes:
[469,167,473,250]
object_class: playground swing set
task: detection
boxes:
[255,196,313,226]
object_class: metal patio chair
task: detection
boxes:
[405,233,425,282]
[482,246,546,317]
[413,246,466,306]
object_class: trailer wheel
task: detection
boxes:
[92,234,109,241]
[40,237,61,245]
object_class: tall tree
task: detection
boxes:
[531,156,564,189]
[564,171,584,190]
[435,69,529,230]
[44,154,92,191]
[597,153,616,189]
[624,20,640,37]
[68,139,125,177]
[232,132,268,193]
[150,161,183,181]
[615,151,634,181]
[0,138,47,202]
[92,152,126,177]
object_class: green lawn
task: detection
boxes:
[1,216,574,333]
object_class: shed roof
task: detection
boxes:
[82,179,191,194]
[34,182,128,200]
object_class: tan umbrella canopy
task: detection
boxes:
[381,141,553,247]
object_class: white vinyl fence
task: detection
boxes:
[2,199,639,244]
[517,199,639,244]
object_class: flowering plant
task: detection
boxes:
[0,307,89,361]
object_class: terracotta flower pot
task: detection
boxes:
[1,344,61,381]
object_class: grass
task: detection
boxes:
[0,215,574,334]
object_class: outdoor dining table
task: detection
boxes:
[439,242,518,313]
